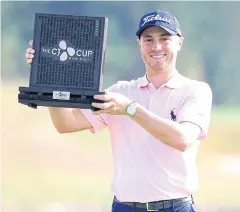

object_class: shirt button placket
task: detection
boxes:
[149,92,157,111]
[147,84,157,110]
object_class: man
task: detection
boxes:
[26,10,212,212]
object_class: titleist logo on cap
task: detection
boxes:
[141,14,173,26]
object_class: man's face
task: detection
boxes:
[138,26,183,73]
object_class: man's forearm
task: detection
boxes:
[130,104,195,151]
[48,107,93,133]
[48,107,73,133]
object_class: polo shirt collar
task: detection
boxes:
[138,70,184,89]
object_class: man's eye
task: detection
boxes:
[145,39,152,42]
[162,37,171,41]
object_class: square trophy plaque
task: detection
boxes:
[18,13,108,111]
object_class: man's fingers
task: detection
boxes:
[26,53,34,59]
[27,48,35,54]
[26,48,35,65]
[27,59,32,65]
[92,101,112,110]
[94,94,112,102]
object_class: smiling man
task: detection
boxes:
[26,10,212,212]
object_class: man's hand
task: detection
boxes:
[92,92,132,115]
[26,40,35,65]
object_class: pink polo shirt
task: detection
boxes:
[80,71,212,203]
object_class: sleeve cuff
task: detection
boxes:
[80,109,107,134]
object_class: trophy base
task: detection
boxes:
[18,86,105,111]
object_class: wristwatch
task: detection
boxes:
[125,101,138,116]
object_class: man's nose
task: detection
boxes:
[152,41,162,51]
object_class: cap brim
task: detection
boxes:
[136,24,178,37]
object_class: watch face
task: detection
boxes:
[127,104,136,116]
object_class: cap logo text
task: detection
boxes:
[141,15,173,26]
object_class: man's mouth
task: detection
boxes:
[151,54,166,59]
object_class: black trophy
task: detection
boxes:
[18,13,108,111]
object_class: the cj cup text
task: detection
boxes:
[42,48,93,57]
[41,40,94,62]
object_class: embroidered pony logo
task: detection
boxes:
[170,108,176,121]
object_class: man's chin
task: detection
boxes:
[149,62,167,71]
[151,66,166,72]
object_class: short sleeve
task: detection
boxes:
[80,109,108,134]
[79,82,122,134]
[177,82,213,140]
[79,81,130,134]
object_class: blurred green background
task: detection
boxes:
[2,1,240,212]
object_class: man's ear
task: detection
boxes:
[177,36,184,51]
[137,37,141,47]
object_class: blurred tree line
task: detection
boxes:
[2,1,240,106]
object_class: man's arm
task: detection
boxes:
[25,43,94,134]
[92,93,200,151]
[48,107,93,133]
[92,95,200,151]
[92,82,212,151]
[130,82,212,152]
[130,105,201,152]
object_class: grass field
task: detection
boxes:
[2,82,240,212]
